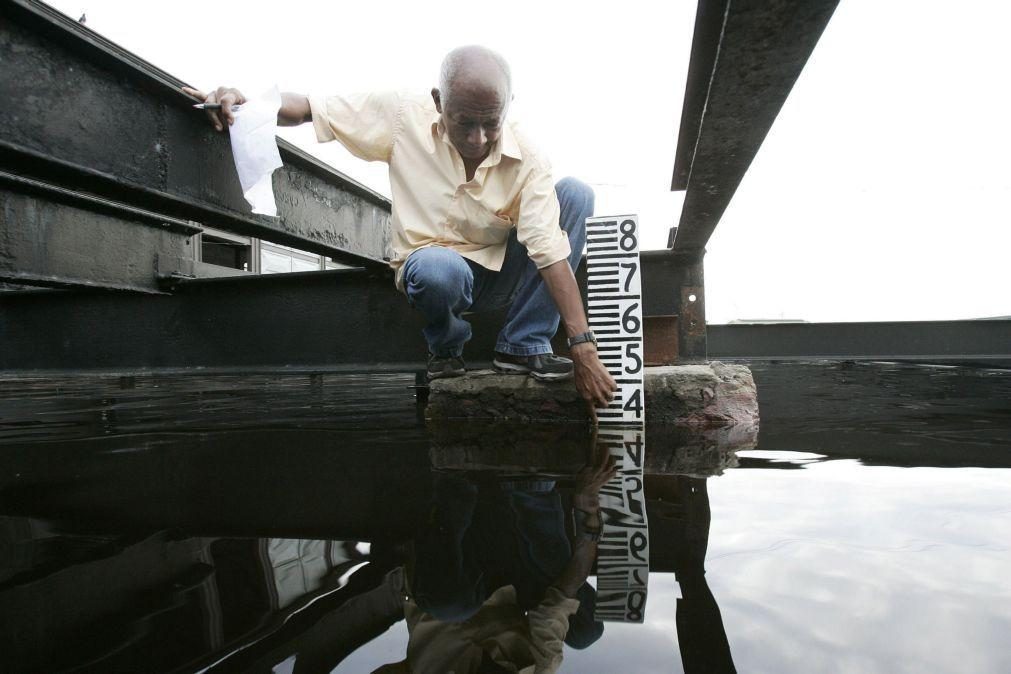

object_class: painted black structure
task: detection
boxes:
[0,0,393,287]
[669,0,841,360]
[709,320,1011,368]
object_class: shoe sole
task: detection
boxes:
[493,359,530,375]
[530,370,573,381]
[493,359,572,381]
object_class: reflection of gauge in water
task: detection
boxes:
[594,426,650,623]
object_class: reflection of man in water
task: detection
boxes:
[375,451,616,673]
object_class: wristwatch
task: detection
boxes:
[571,507,602,542]
[567,331,597,349]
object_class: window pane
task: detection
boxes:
[291,257,320,273]
[261,248,291,274]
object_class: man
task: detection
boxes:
[184,45,616,412]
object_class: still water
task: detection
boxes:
[0,362,1009,673]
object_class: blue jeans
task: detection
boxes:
[402,177,593,357]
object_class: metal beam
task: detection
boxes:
[0,0,393,271]
[0,176,199,293]
[640,250,708,362]
[672,0,839,252]
[708,320,1011,366]
[671,0,730,191]
[0,253,683,371]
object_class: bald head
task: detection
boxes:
[438,45,512,105]
[432,46,513,163]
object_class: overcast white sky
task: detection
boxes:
[48,0,1010,323]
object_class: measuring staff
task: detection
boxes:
[582,215,650,622]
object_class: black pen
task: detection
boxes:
[192,103,243,111]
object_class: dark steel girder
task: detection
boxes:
[0,171,203,293]
[708,320,1011,366]
[0,0,393,272]
[0,254,683,371]
[672,0,839,253]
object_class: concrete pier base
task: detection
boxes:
[426,361,759,426]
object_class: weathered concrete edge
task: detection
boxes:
[426,361,760,426]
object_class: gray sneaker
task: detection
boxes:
[427,354,466,381]
[493,352,573,381]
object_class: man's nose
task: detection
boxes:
[467,126,486,147]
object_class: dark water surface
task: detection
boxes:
[0,362,1009,673]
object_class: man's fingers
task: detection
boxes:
[595,383,611,410]
[183,86,245,131]
[595,443,610,470]
[181,86,222,130]
[215,87,237,127]
[576,356,622,426]
[204,91,222,131]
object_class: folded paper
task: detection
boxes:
[228,85,283,216]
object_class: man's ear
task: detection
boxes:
[431,88,443,113]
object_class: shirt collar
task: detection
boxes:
[426,111,442,154]
[499,124,522,161]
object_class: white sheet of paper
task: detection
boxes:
[227,85,283,216]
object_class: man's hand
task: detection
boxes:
[536,261,619,420]
[181,86,246,132]
[573,435,618,513]
[571,342,618,420]
[555,443,617,597]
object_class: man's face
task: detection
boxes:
[434,84,509,162]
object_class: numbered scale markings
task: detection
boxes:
[586,215,645,425]
[585,214,649,622]
[593,427,649,623]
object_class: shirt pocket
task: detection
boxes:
[454,194,515,245]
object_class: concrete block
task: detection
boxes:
[425,361,759,426]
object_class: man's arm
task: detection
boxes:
[181,86,311,130]
[279,92,312,126]
[539,261,617,414]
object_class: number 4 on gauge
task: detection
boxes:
[623,389,642,417]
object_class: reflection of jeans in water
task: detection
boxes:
[402,177,594,357]
[412,474,602,649]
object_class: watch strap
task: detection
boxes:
[567,331,597,348]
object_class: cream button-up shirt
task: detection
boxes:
[308,91,571,290]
